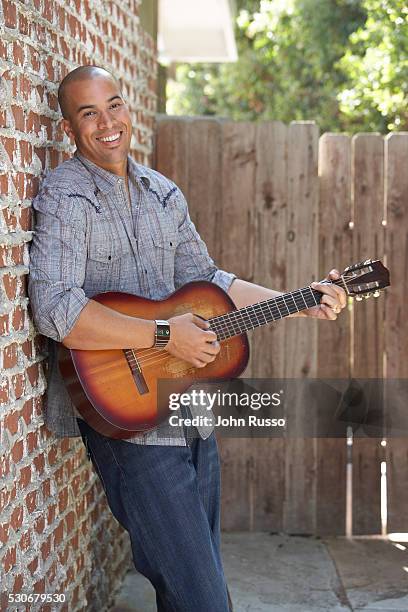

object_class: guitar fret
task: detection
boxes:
[210,278,350,341]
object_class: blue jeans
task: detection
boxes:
[77,420,231,612]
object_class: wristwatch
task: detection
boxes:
[154,320,171,349]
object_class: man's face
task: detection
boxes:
[61,76,133,171]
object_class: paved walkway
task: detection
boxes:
[112,533,408,611]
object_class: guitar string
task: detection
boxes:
[124,272,379,371]
[131,284,333,369]
[130,284,326,365]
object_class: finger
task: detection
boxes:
[320,294,339,309]
[312,282,339,300]
[328,268,340,280]
[331,285,347,308]
[202,329,218,342]
[203,340,220,354]
[320,304,337,320]
[192,314,210,330]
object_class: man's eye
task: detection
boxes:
[84,111,96,117]
[110,103,122,109]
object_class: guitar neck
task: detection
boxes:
[209,283,338,340]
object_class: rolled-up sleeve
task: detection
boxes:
[28,189,89,343]
[173,189,236,292]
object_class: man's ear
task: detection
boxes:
[61,118,75,144]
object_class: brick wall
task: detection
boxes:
[0,1,157,609]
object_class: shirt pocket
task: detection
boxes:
[151,228,179,280]
[86,229,132,292]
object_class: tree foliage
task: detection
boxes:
[166,0,407,133]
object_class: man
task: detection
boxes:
[28,66,346,611]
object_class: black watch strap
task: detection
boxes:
[154,320,170,348]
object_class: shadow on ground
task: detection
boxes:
[112,533,408,611]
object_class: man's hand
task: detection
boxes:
[301,268,347,320]
[165,313,220,368]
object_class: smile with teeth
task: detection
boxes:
[97,132,122,143]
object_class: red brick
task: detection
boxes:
[27,363,39,387]
[19,13,31,36]
[0,378,10,405]
[47,503,56,525]
[12,306,25,332]
[34,514,45,534]
[2,545,16,573]
[13,42,24,67]
[34,578,45,593]
[0,39,8,58]
[25,175,39,198]
[25,490,37,513]
[53,521,64,546]
[22,398,34,425]
[48,445,58,465]
[2,208,17,231]
[11,105,24,131]
[58,544,69,566]
[4,410,18,435]
[42,478,51,501]
[20,530,31,550]
[54,466,64,486]
[58,487,69,513]
[29,46,41,72]
[0,523,9,544]
[19,465,31,488]
[20,75,32,100]
[11,439,23,463]
[26,431,38,453]
[2,274,18,300]
[19,140,32,167]
[28,556,38,574]
[2,342,18,369]
[10,506,23,530]
[11,372,25,398]
[19,206,32,231]
[3,0,17,28]
[41,536,51,561]
[65,511,75,534]
[13,574,23,592]
[33,453,45,475]
[0,314,9,335]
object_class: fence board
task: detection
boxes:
[155,116,190,194]
[316,134,352,535]
[384,133,408,532]
[217,121,257,529]
[187,118,223,261]
[352,134,385,535]
[245,122,288,531]
[283,122,319,534]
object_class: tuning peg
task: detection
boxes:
[364,294,371,299]
[355,295,363,301]
[373,290,381,298]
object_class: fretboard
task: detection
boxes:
[209,284,333,340]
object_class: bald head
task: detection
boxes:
[58,66,120,119]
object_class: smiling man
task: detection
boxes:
[28,65,346,612]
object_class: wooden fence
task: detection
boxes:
[155,117,408,536]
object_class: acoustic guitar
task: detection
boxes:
[58,259,390,438]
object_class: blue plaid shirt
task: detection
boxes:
[28,152,236,445]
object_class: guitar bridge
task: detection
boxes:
[124,349,149,395]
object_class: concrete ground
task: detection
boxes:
[111,533,408,612]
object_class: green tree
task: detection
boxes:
[167,0,367,132]
[338,0,408,131]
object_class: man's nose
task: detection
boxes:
[97,109,114,130]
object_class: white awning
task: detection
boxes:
[158,0,238,63]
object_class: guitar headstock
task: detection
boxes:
[341,259,390,300]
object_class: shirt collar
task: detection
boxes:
[74,151,151,194]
